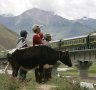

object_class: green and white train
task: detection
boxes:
[50,33,96,51]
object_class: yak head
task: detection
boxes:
[59,51,72,67]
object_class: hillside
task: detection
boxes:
[0,24,18,50]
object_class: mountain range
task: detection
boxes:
[0,8,96,40]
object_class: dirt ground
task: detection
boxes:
[36,84,56,90]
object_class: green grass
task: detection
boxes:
[0,71,38,90]
[89,62,96,73]
[23,71,39,90]
[0,74,20,90]
[0,62,95,90]
[0,71,92,90]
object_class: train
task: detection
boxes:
[50,33,96,51]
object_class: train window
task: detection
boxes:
[56,42,58,46]
[70,41,72,45]
[80,39,83,44]
[61,41,63,45]
[73,40,75,45]
[67,41,69,45]
[77,39,79,44]
[90,37,94,42]
[66,41,69,45]
[61,41,64,45]
[79,39,82,44]
[82,39,85,43]
[69,41,71,45]
[94,37,96,41]
[75,40,77,44]
[68,41,71,45]
[69,40,72,45]
[65,41,67,45]
[73,40,76,45]
[79,39,81,43]
[72,40,74,45]
[94,37,95,41]
[64,41,66,46]
[63,41,65,45]
[71,41,73,45]
[83,38,86,43]
[80,39,82,43]
[66,41,68,45]
[73,40,75,44]
[62,41,64,45]
[64,41,66,45]
[67,41,68,45]
[78,39,81,44]
[76,39,78,44]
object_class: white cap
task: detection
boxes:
[32,24,43,31]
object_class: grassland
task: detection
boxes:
[0,62,95,90]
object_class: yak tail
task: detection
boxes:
[4,62,10,74]
[4,53,11,74]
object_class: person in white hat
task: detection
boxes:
[32,24,44,46]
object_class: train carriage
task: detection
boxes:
[88,33,96,48]
[50,35,89,51]
[61,35,88,50]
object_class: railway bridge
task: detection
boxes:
[70,49,95,77]
[50,33,96,77]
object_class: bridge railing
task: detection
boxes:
[69,48,96,62]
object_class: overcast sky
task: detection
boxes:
[0,0,96,20]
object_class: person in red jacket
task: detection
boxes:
[32,24,44,82]
[32,24,44,46]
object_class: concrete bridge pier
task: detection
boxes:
[75,61,92,78]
